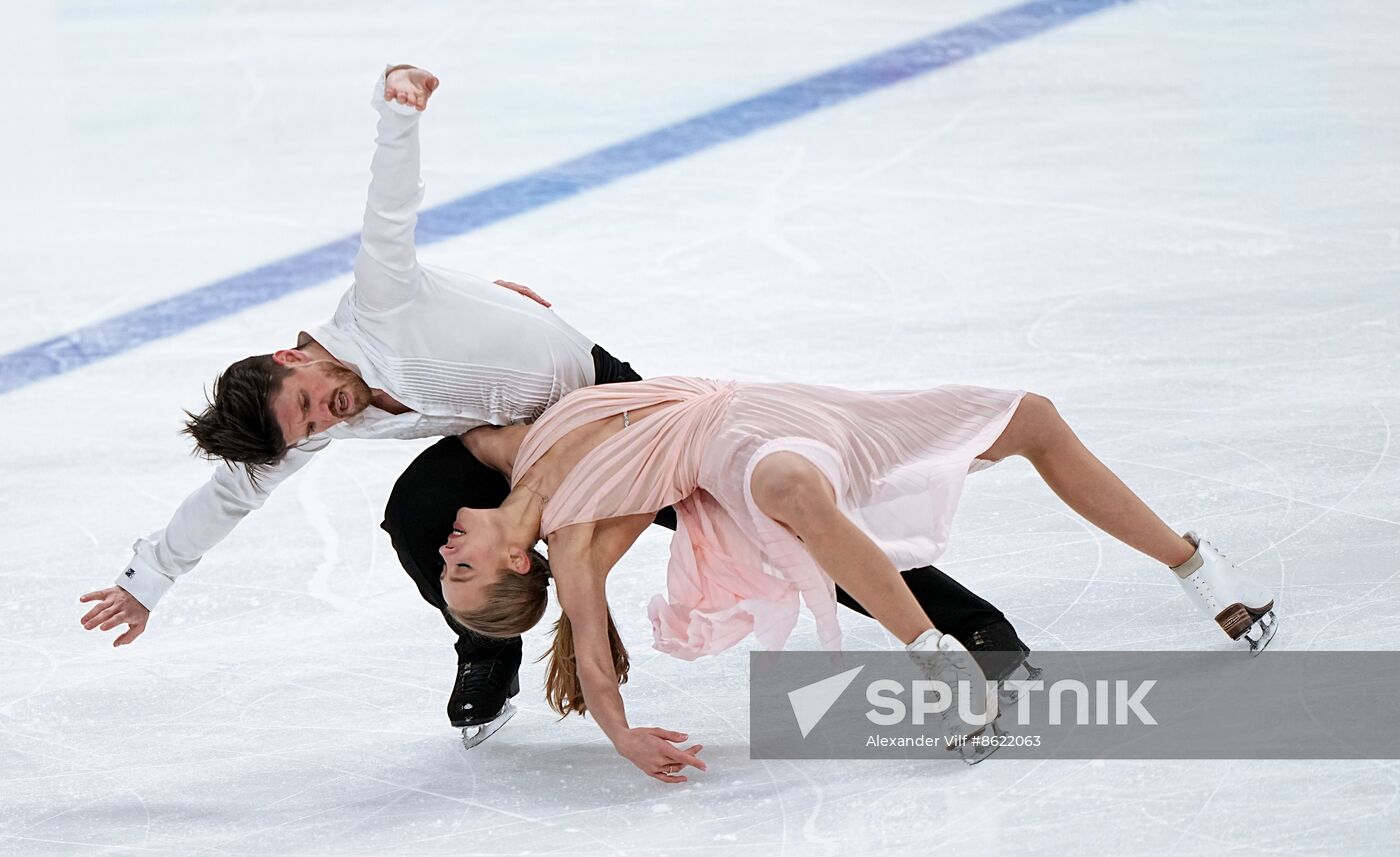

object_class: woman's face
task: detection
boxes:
[438,506,521,615]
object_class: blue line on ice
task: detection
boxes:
[0,0,1136,395]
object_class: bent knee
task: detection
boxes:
[1014,392,1070,454]
[1018,392,1061,425]
[750,453,837,525]
[979,392,1065,462]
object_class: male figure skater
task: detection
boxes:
[80,63,1030,748]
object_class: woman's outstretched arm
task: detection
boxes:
[549,516,708,783]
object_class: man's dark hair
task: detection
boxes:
[182,354,293,484]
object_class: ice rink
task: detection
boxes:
[3,0,1399,854]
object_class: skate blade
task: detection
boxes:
[461,701,517,750]
[1243,610,1277,656]
[955,718,1003,766]
[947,713,1005,766]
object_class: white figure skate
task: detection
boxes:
[1173,532,1277,654]
[906,629,1001,764]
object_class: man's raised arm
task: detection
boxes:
[351,64,440,313]
[81,438,328,646]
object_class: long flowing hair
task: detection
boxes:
[449,547,630,717]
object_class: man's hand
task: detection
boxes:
[494,279,552,308]
[617,727,706,784]
[385,65,440,112]
[79,587,150,647]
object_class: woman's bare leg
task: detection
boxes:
[751,452,934,645]
[978,394,1195,568]
[750,393,1196,642]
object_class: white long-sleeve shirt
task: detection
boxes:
[117,69,597,610]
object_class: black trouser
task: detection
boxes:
[380,345,1012,703]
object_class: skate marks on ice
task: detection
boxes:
[5,0,1400,854]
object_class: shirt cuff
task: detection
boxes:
[116,553,175,611]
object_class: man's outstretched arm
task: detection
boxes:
[353,66,553,310]
[351,65,439,312]
[82,438,328,645]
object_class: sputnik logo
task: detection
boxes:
[787,665,865,738]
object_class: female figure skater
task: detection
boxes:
[440,377,1276,781]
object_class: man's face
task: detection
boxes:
[269,356,372,444]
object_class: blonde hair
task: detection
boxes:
[450,547,630,717]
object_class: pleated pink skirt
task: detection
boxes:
[649,381,1025,659]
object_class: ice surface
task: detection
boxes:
[2,1,1399,854]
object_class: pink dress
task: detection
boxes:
[511,377,1024,659]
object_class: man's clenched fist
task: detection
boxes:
[385,65,439,112]
[79,587,150,646]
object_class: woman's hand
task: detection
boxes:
[493,279,552,308]
[617,727,707,783]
